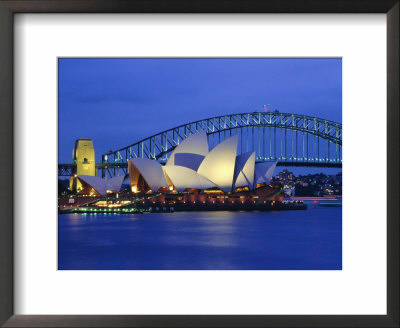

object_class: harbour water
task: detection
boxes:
[58,204,342,270]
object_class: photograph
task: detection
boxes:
[1,1,396,326]
[57,58,342,270]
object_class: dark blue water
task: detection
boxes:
[58,206,342,270]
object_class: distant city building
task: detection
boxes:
[69,138,96,192]
[290,172,342,197]
[279,169,293,182]
[283,186,295,197]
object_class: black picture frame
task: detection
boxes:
[0,1,398,327]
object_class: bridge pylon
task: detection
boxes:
[69,139,96,192]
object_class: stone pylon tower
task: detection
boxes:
[69,138,96,192]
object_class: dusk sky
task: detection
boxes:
[58,58,342,175]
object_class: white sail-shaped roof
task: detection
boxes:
[166,131,209,166]
[77,175,125,196]
[129,158,168,192]
[197,135,239,192]
[233,151,255,190]
[254,161,278,185]
[163,165,216,192]
[128,160,140,188]
[106,175,125,193]
[173,153,205,171]
[77,175,105,195]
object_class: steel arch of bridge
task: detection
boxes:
[103,112,342,168]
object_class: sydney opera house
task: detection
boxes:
[129,131,277,194]
[61,131,292,212]
[77,131,278,197]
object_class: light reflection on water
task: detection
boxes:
[58,207,342,270]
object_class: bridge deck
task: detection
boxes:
[58,161,342,176]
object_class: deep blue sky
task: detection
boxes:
[58,58,341,175]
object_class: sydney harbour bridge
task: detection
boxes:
[58,112,342,178]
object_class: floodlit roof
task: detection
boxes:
[233,151,255,190]
[127,132,277,194]
[77,175,125,196]
[166,131,209,166]
[197,135,239,192]
[173,153,205,171]
[129,158,168,192]
[163,165,216,192]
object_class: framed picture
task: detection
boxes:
[0,1,398,327]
